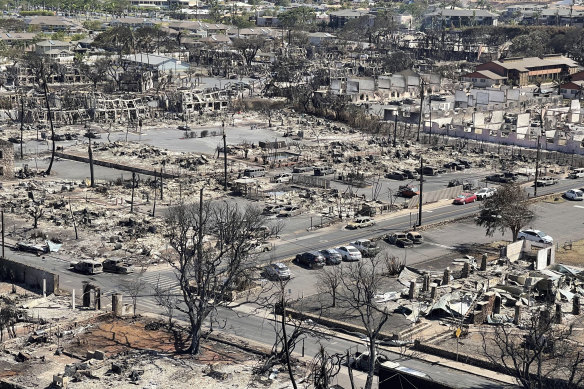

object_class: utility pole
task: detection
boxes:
[429,98,432,141]
[418,156,424,227]
[417,80,425,142]
[88,137,95,188]
[534,132,541,197]
[130,172,136,213]
[393,111,398,147]
[19,96,24,159]
[1,210,4,259]
[534,107,545,197]
[223,120,228,191]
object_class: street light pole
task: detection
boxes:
[418,156,424,227]
[222,120,228,191]
[534,131,541,197]
[534,107,545,197]
[417,80,425,142]
[393,111,398,147]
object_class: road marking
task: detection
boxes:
[424,242,456,250]
[574,205,584,209]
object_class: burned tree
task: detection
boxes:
[317,265,342,308]
[475,182,534,241]
[310,345,343,389]
[80,59,108,91]
[481,307,584,389]
[256,278,321,387]
[28,203,44,229]
[338,256,391,389]
[121,268,146,317]
[24,53,58,175]
[161,189,276,354]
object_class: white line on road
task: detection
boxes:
[424,242,456,250]
[574,205,584,209]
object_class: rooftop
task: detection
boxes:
[426,8,499,17]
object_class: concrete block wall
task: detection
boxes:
[0,140,14,180]
[406,185,463,208]
[0,258,59,294]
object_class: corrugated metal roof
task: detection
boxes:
[492,56,578,71]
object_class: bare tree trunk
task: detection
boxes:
[19,97,24,160]
[281,294,298,389]
[88,138,95,188]
[41,65,56,175]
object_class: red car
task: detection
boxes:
[453,193,477,205]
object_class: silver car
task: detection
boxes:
[264,263,291,280]
[319,249,342,265]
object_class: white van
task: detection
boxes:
[243,167,266,178]
[569,168,584,179]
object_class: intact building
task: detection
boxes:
[473,55,579,86]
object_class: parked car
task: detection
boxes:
[292,166,314,173]
[535,177,558,187]
[336,246,362,261]
[262,204,285,215]
[416,166,443,176]
[443,161,465,170]
[350,351,390,373]
[351,239,381,257]
[403,169,420,180]
[102,258,135,274]
[453,193,477,205]
[70,260,103,275]
[568,168,584,179]
[475,187,496,200]
[487,172,517,183]
[314,166,335,176]
[274,173,293,183]
[456,159,472,169]
[264,263,291,280]
[565,189,584,201]
[430,94,447,102]
[251,241,272,253]
[295,251,326,268]
[406,231,423,244]
[397,185,419,198]
[385,171,408,180]
[346,216,375,229]
[278,206,301,217]
[385,233,414,248]
[517,229,553,244]
[319,249,342,265]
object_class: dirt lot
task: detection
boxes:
[554,238,584,266]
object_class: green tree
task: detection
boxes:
[233,35,268,66]
[83,20,103,31]
[279,6,316,31]
[93,26,135,57]
[509,29,552,57]
[475,182,534,241]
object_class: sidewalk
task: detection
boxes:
[231,303,518,386]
